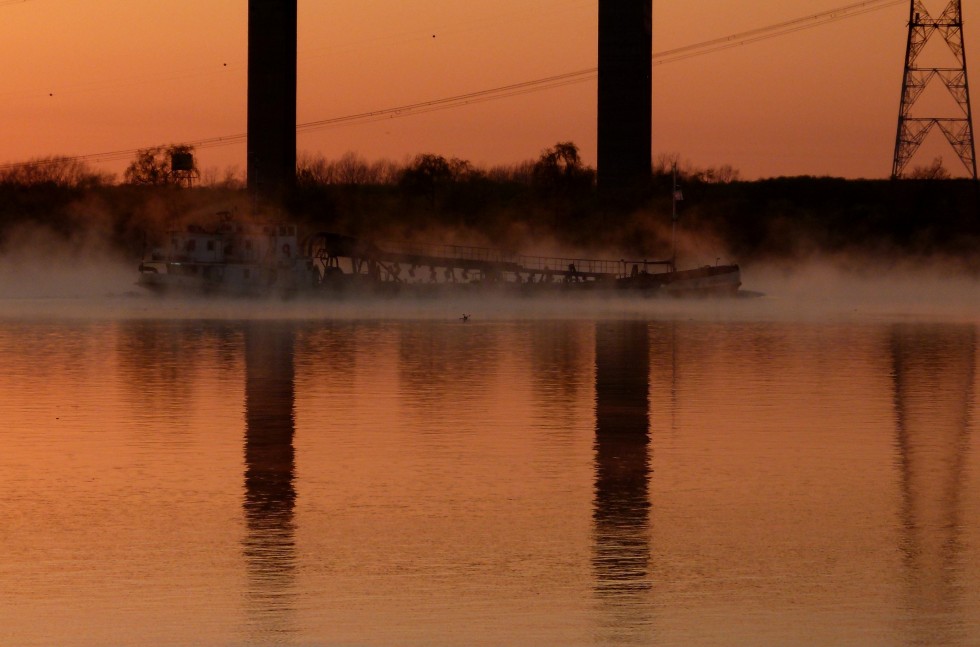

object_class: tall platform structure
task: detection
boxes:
[247,0,298,200]
[597,0,653,192]
[892,0,977,179]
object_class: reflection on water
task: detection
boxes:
[396,322,503,424]
[115,320,241,438]
[592,321,652,642]
[243,323,297,640]
[891,324,976,646]
[2,316,980,646]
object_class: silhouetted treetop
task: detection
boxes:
[531,141,595,194]
[0,156,112,188]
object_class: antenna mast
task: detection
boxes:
[892,0,977,179]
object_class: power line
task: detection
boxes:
[292,0,907,135]
[0,0,906,171]
[653,0,905,64]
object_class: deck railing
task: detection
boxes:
[377,239,636,278]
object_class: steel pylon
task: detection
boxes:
[892,0,977,179]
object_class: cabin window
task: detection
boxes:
[206,240,215,251]
[185,239,196,252]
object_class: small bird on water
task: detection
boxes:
[460,314,470,322]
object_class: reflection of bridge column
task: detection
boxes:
[243,322,297,638]
[592,321,652,641]
[891,324,975,644]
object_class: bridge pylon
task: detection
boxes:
[892,0,977,179]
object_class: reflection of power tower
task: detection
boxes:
[892,0,977,179]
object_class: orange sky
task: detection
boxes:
[1,0,976,180]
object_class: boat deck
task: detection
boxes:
[310,234,674,284]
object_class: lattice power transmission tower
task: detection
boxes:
[892,0,977,179]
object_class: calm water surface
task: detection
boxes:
[0,296,978,645]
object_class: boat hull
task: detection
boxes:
[662,264,742,297]
[138,224,743,299]
[139,260,743,299]
[137,261,317,298]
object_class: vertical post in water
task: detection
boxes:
[247,0,298,203]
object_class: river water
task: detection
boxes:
[1,284,979,645]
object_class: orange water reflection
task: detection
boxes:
[0,318,978,645]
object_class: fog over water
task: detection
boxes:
[1,251,977,325]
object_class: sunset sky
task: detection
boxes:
[1,0,976,180]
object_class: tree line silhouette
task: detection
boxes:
[1,143,978,271]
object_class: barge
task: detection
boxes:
[137,216,741,298]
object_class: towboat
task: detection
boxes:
[137,217,319,297]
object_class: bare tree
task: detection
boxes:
[907,156,951,180]
[298,151,401,186]
[531,141,594,193]
[0,156,113,188]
